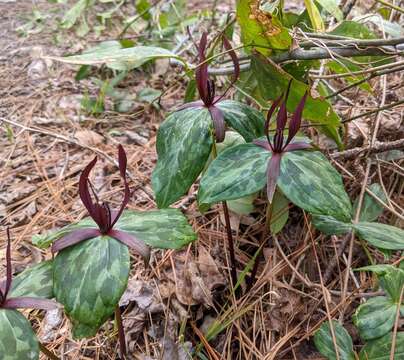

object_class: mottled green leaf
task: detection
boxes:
[311,215,353,236]
[0,309,39,360]
[217,100,265,142]
[353,296,397,340]
[33,209,196,250]
[356,265,404,302]
[313,320,355,360]
[9,260,54,299]
[152,107,213,208]
[54,235,130,338]
[236,0,292,55]
[228,193,256,215]
[353,222,404,250]
[359,332,404,360]
[354,183,387,222]
[278,151,352,222]
[270,190,289,235]
[251,55,342,147]
[61,0,89,29]
[198,143,270,207]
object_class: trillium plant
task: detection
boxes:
[0,229,58,360]
[33,145,197,358]
[152,32,266,286]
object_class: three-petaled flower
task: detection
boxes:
[253,81,311,203]
[178,32,240,142]
[51,145,150,260]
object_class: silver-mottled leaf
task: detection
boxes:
[198,143,270,207]
[354,183,387,222]
[359,332,404,360]
[9,260,54,299]
[0,309,39,360]
[278,150,352,222]
[33,209,196,250]
[217,100,265,142]
[54,235,130,338]
[353,296,397,340]
[353,222,404,250]
[311,215,352,236]
[152,107,213,208]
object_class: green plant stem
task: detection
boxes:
[39,342,60,360]
[246,201,273,291]
[375,0,404,14]
[211,142,238,288]
[115,306,127,358]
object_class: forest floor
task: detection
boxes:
[0,1,403,359]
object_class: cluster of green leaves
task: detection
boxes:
[314,263,404,360]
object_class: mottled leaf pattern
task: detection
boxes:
[314,320,355,360]
[270,190,289,235]
[353,222,404,250]
[311,215,353,236]
[354,183,387,222]
[359,332,404,360]
[152,107,213,208]
[217,100,265,142]
[353,297,397,340]
[9,260,54,299]
[277,151,352,222]
[54,235,130,338]
[198,143,270,207]
[33,209,196,250]
[0,309,39,360]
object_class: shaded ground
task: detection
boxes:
[0,1,403,359]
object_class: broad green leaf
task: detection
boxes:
[304,0,325,32]
[330,21,376,39]
[353,296,397,340]
[54,236,130,338]
[236,0,292,55]
[135,0,151,21]
[152,108,213,208]
[311,214,353,236]
[9,260,54,299]
[47,43,183,71]
[0,309,39,360]
[61,0,90,29]
[353,222,404,250]
[315,0,342,21]
[313,320,355,360]
[198,143,270,207]
[353,183,387,222]
[217,100,265,142]
[356,265,404,302]
[278,151,352,222]
[251,55,342,147]
[327,60,372,93]
[270,190,289,235]
[33,209,196,250]
[359,332,404,360]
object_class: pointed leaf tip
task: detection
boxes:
[286,91,308,146]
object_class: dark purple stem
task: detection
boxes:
[115,306,127,359]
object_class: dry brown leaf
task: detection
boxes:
[73,130,104,147]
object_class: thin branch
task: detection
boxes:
[375,0,404,14]
[342,99,404,123]
[330,138,404,159]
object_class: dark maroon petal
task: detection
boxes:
[51,228,101,253]
[108,229,150,262]
[264,96,283,135]
[284,141,313,152]
[275,79,293,131]
[110,145,130,229]
[4,228,12,298]
[196,32,209,104]
[214,35,240,103]
[253,139,272,152]
[176,100,205,111]
[285,92,308,147]
[3,297,60,310]
[208,106,225,143]
[79,157,99,222]
[266,153,282,204]
[273,129,284,153]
